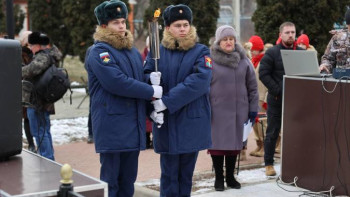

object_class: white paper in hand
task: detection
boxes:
[242,120,253,142]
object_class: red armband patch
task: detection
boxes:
[205,56,212,69]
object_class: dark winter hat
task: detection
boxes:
[94,0,128,25]
[28,32,50,45]
[345,9,350,25]
[163,4,192,26]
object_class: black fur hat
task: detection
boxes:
[28,32,50,45]
[346,9,350,25]
[94,0,128,25]
[163,4,192,27]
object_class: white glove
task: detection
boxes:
[150,111,164,125]
[152,99,167,112]
[152,85,163,98]
[150,72,161,85]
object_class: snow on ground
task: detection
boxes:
[22,117,88,145]
[194,164,280,194]
[135,164,281,195]
[22,82,89,146]
[50,117,88,145]
[22,114,282,195]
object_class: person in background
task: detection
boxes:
[239,41,253,162]
[259,22,303,176]
[296,34,317,53]
[262,42,282,156]
[243,41,252,60]
[22,32,62,160]
[144,4,212,196]
[19,30,36,153]
[20,31,33,65]
[258,42,283,156]
[248,35,268,158]
[86,1,163,196]
[276,37,282,45]
[264,43,273,50]
[142,36,150,62]
[209,25,258,191]
[320,9,350,73]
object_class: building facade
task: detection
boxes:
[218,0,256,43]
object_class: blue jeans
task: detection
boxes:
[27,107,55,160]
[160,152,199,197]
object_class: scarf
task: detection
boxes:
[210,43,246,68]
[251,53,264,68]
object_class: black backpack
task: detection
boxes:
[33,55,71,103]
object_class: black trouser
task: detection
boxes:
[146,132,152,148]
[24,117,35,147]
[211,155,237,180]
[264,95,282,166]
[211,155,224,181]
[88,101,92,137]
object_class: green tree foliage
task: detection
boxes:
[29,0,130,62]
[61,0,100,62]
[28,0,71,61]
[0,1,25,36]
[144,0,219,46]
[252,0,350,57]
[14,4,25,34]
[62,0,130,62]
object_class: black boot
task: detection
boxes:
[225,155,241,189]
[211,155,225,191]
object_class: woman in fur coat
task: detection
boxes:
[209,25,259,191]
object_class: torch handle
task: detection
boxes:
[154,59,161,128]
[154,59,158,72]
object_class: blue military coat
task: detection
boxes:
[144,43,212,154]
[87,41,154,153]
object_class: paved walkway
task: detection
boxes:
[50,91,294,196]
[193,181,304,197]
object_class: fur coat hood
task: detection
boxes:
[162,26,197,51]
[210,42,246,68]
[93,26,133,50]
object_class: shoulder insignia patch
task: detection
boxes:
[205,56,212,69]
[99,52,111,63]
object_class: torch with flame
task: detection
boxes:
[154,8,161,18]
[148,9,163,128]
[148,8,161,72]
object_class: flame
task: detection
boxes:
[154,8,161,18]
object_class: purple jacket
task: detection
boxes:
[209,43,258,150]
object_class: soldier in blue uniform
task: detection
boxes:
[86,1,163,196]
[144,4,212,197]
